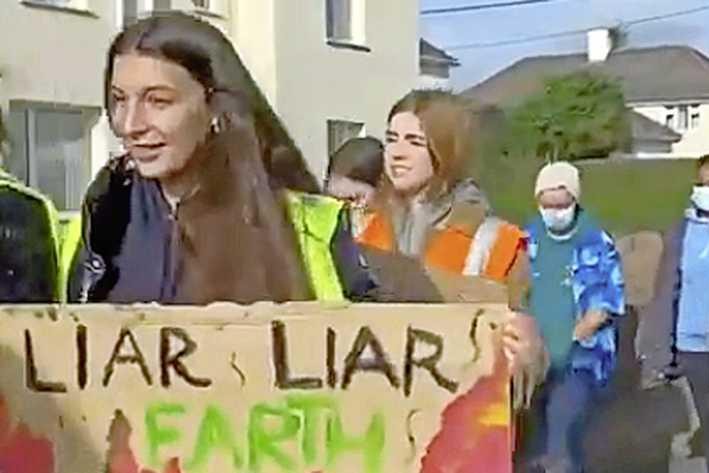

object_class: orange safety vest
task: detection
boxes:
[357,212,524,283]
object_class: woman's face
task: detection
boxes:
[109,53,212,180]
[384,111,434,197]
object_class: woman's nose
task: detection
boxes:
[116,100,149,137]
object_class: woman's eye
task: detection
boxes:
[147,95,173,108]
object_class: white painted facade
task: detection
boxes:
[262,0,418,180]
[632,102,709,158]
[0,0,419,210]
[417,74,452,90]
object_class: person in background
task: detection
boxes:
[637,154,709,472]
[357,89,525,295]
[0,109,60,302]
[520,161,625,473]
[356,89,547,400]
[325,136,383,237]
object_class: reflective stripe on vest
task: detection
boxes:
[482,221,524,281]
[357,212,473,274]
[358,212,523,283]
[284,191,345,302]
[464,217,503,277]
[0,171,63,301]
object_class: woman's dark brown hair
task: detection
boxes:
[104,12,314,303]
[327,136,384,187]
[698,154,709,169]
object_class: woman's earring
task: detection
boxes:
[210,116,221,134]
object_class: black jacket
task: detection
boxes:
[68,157,441,304]
[0,183,58,302]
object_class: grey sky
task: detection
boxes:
[420,0,709,91]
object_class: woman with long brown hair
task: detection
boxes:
[68,12,366,304]
[358,89,528,302]
[357,90,546,407]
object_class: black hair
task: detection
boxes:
[327,136,383,187]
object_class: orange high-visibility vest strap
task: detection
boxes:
[358,211,524,281]
[359,213,473,274]
[356,212,394,252]
[424,226,473,274]
[482,222,525,282]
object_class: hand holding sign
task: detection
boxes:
[502,314,543,374]
[501,313,549,409]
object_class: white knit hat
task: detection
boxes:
[534,161,581,201]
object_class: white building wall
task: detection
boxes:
[271,0,419,180]
[633,103,709,158]
[417,74,452,90]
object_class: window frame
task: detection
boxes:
[20,0,95,16]
[327,118,365,158]
[191,0,226,18]
[691,104,701,129]
[677,105,689,131]
[665,113,675,129]
[325,0,369,52]
[121,0,139,27]
[7,101,99,212]
[191,0,210,9]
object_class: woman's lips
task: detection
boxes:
[390,164,411,178]
[128,144,165,162]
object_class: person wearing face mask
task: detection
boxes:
[637,155,709,472]
[520,161,625,473]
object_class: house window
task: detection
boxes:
[326,0,352,42]
[123,0,172,26]
[31,0,70,5]
[692,112,701,129]
[678,105,689,131]
[327,119,364,157]
[123,0,138,26]
[691,104,701,129]
[7,103,94,212]
[26,0,91,9]
[153,0,171,11]
[665,114,675,128]
[192,0,209,9]
[326,0,364,45]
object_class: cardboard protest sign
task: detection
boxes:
[0,302,513,473]
[616,231,663,308]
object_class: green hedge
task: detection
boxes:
[479,157,696,236]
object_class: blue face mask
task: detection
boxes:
[692,186,709,212]
[539,205,576,232]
